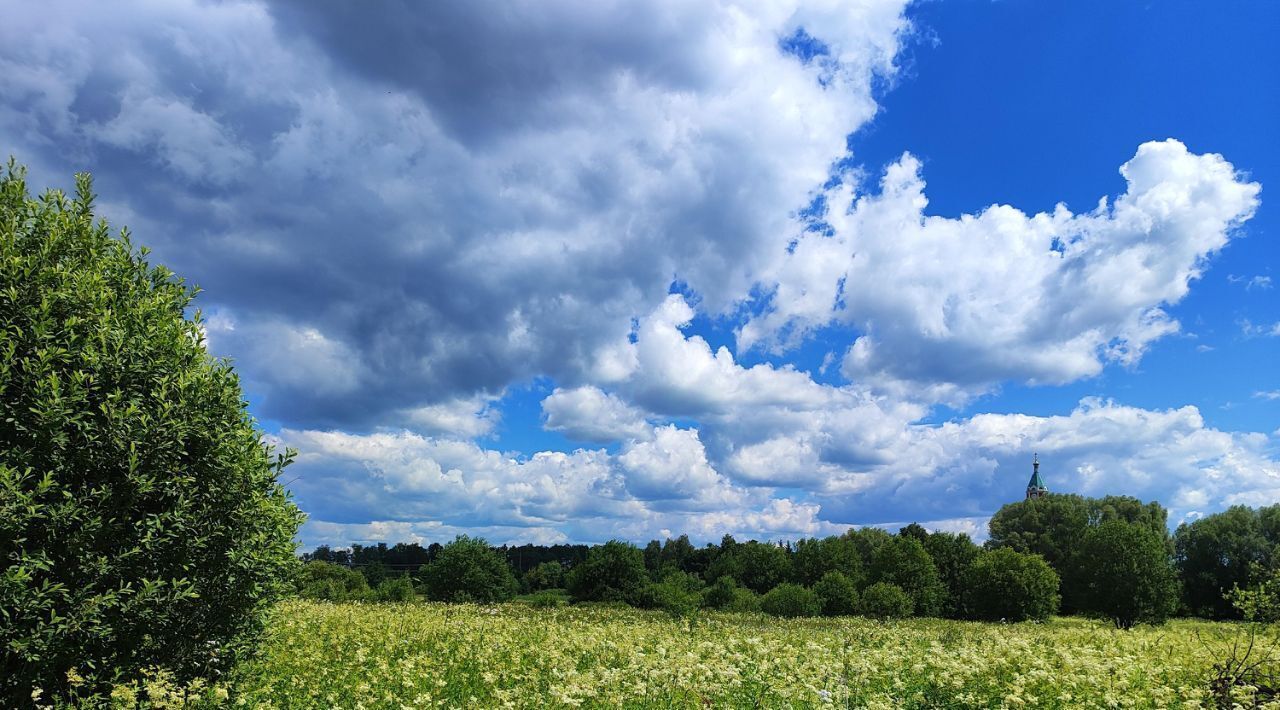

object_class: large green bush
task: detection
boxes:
[961,548,1060,622]
[1079,519,1178,628]
[858,582,913,619]
[0,163,304,705]
[760,583,821,618]
[812,571,860,616]
[421,536,518,603]
[566,540,648,604]
[296,561,372,602]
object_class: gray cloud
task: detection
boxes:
[1,0,909,430]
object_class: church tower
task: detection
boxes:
[1026,453,1048,499]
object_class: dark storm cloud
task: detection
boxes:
[0,0,901,432]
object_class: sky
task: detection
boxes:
[2,0,1277,548]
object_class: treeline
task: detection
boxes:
[296,496,1280,628]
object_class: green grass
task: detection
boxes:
[101,601,1280,708]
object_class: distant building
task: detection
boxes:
[1026,453,1048,499]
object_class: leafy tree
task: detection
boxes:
[858,582,913,619]
[643,540,663,576]
[844,527,893,570]
[659,534,698,575]
[374,576,416,602]
[1176,506,1274,618]
[360,561,391,589]
[421,536,518,603]
[639,570,704,619]
[522,561,565,592]
[1079,520,1178,628]
[870,536,946,616]
[793,535,863,587]
[988,494,1089,598]
[989,493,1172,613]
[702,576,742,609]
[924,532,981,618]
[812,571,860,616]
[1226,565,1280,623]
[898,523,930,543]
[566,540,648,603]
[296,561,372,602]
[760,583,821,618]
[961,549,1060,622]
[707,540,792,594]
[0,164,304,705]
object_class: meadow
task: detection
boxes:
[107,599,1280,709]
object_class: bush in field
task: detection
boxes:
[707,540,792,594]
[297,561,372,601]
[1176,505,1280,619]
[961,549,1059,621]
[0,164,304,705]
[1079,520,1178,628]
[525,590,567,608]
[422,536,518,603]
[812,571,860,616]
[567,540,649,604]
[523,561,565,592]
[859,582,913,619]
[870,537,946,616]
[761,583,821,618]
[702,576,761,613]
[792,536,864,587]
[640,571,704,619]
[374,576,416,602]
[723,587,763,613]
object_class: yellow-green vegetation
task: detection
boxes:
[105,600,1280,709]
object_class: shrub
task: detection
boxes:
[523,561,565,592]
[0,164,304,705]
[760,583,821,618]
[297,561,372,602]
[421,536,518,603]
[566,540,648,604]
[859,582,913,619]
[641,572,704,619]
[961,548,1060,621]
[812,571,860,616]
[1079,519,1178,628]
[871,536,946,616]
[374,576,416,602]
[723,587,763,613]
[704,576,762,613]
[702,576,742,609]
[525,590,568,608]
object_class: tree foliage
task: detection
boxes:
[421,536,518,603]
[760,583,821,618]
[566,540,648,604]
[1079,520,1179,628]
[1176,505,1279,619]
[0,163,304,705]
[961,548,1060,622]
[858,582,913,619]
[870,537,946,617]
[522,561,565,592]
[812,571,860,616]
[297,561,372,602]
[793,535,863,588]
[923,531,981,618]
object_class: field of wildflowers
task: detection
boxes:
[92,601,1280,710]
[117,599,1266,709]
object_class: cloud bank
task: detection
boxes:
[1,0,1272,546]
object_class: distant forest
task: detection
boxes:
[298,495,1280,627]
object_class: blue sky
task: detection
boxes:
[2,0,1276,547]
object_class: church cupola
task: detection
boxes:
[1026,453,1048,499]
